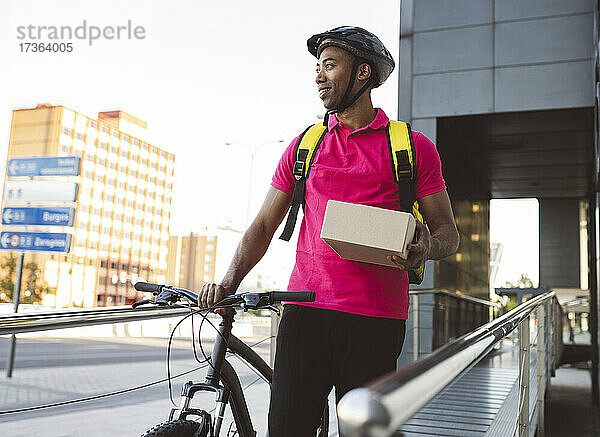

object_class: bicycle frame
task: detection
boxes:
[170,310,272,437]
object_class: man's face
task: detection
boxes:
[315,46,355,110]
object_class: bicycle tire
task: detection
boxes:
[141,419,205,437]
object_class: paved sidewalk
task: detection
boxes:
[0,336,272,436]
[0,336,338,436]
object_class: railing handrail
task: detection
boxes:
[337,290,559,436]
[408,288,501,308]
[0,304,198,335]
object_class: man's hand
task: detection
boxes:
[199,283,236,315]
[388,221,431,270]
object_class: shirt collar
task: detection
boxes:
[327,108,390,132]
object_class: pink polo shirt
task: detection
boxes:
[271,109,446,319]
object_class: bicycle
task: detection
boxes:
[133,282,330,437]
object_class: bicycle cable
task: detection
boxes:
[0,294,276,417]
[0,363,209,415]
[0,333,275,416]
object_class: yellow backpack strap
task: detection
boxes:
[386,120,426,284]
[279,123,328,241]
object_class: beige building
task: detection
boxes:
[167,233,217,291]
[2,104,175,307]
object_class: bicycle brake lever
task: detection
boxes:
[265,305,281,316]
[132,299,153,309]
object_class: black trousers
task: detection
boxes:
[268,305,406,437]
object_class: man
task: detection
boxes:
[199,26,460,436]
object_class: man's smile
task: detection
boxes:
[318,85,332,98]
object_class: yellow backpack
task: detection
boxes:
[279,120,426,284]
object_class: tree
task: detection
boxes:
[503,273,534,289]
[0,254,49,304]
[0,254,17,302]
[22,261,49,304]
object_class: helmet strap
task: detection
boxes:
[334,58,373,114]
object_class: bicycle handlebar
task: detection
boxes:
[133,282,315,310]
[134,282,164,293]
[271,291,315,302]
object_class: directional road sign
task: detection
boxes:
[7,156,81,177]
[0,232,72,253]
[3,180,78,203]
[2,207,75,226]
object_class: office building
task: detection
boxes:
[167,233,217,291]
[3,104,175,307]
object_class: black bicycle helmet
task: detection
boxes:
[307,26,395,88]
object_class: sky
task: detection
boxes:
[490,199,539,288]
[0,0,539,289]
[0,0,400,229]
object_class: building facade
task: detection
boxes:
[398,0,599,403]
[3,104,175,307]
[166,233,217,291]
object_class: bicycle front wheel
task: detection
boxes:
[141,419,207,437]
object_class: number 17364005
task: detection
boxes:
[20,42,73,52]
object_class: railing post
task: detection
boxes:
[537,304,545,436]
[413,293,419,362]
[519,314,530,437]
[545,301,552,395]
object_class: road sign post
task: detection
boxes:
[1,156,81,375]
[6,252,24,378]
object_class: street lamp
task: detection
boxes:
[224,139,284,224]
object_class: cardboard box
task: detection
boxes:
[320,200,416,267]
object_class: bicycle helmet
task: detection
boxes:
[308,26,395,87]
[308,26,395,115]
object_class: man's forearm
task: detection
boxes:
[220,221,273,291]
[428,223,460,260]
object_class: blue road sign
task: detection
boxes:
[2,207,75,226]
[0,232,72,253]
[7,156,81,177]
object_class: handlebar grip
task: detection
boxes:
[134,282,164,293]
[271,291,315,303]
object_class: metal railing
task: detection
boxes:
[0,304,198,377]
[0,305,193,336]
[337,291,562,437]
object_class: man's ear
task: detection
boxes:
[357,62,372,82]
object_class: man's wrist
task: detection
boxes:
[219,277,239,292]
